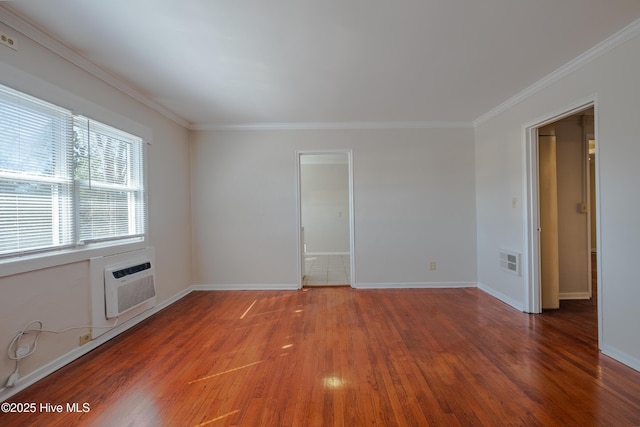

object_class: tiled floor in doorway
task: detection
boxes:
[304,254,350,286]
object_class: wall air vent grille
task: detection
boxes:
[500,250,521,276]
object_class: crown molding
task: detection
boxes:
[0,6,191,129]
[6,5,638,132]
[474,17,640,127]
[191,121,473,131]
[0,5,471,133]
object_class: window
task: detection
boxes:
[73,117,145,243]
[0,84,146,259]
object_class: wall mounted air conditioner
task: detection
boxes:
[104,258,156,319]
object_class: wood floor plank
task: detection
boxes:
[2,287,640,426]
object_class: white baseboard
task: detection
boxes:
[559,292,592,300]
[477,282,525,312]
[600,344,640,373]
[0,286,192,403]
[354,281,476,289]
[191,283,300,291]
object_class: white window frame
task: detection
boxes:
[0,84,149,278]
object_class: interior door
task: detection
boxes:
[539,134,560,309]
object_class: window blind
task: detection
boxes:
[0,83,147,259]
[73,116,146,243]
[0,85,74,256]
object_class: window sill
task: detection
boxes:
[0,239,147,278]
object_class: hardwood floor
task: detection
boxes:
[2,287,640,426]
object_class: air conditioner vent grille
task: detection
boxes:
[104,258,156,318]
[117,274,155,314]
[111,262,151,279]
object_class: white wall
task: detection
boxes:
[475,31,640,369]
[0,20,192,393]
[191,127,477,288]
[301,162,350,254]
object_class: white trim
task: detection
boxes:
[0,285,192,402]
[522,97,598,314]
[559,292,592,300]
[523,124,540,313]
[600,344,640,373]
[296,149,356,289]
[523,98,603,347]
[354,282,476,289]
[296,152,303,289]
[477,282,525,312]
[191,284,299,291]
[0,240,147,278]
[474,17,640,127]
[523,126,541,312]
[593,104,604,347]
[0,6,190,129]
[347,151,356,288]
[193,121,473,131]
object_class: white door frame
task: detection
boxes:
[295,149,355,288]
[522,97,602,344]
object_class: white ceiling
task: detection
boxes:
[3,1,640,129]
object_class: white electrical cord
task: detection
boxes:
[5,319,119,387]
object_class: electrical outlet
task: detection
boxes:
[1,31,18,51]
[429,261,436,271]
[79,333,91,346]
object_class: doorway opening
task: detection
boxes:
[524,100,601,343]
[297,151,354,288]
